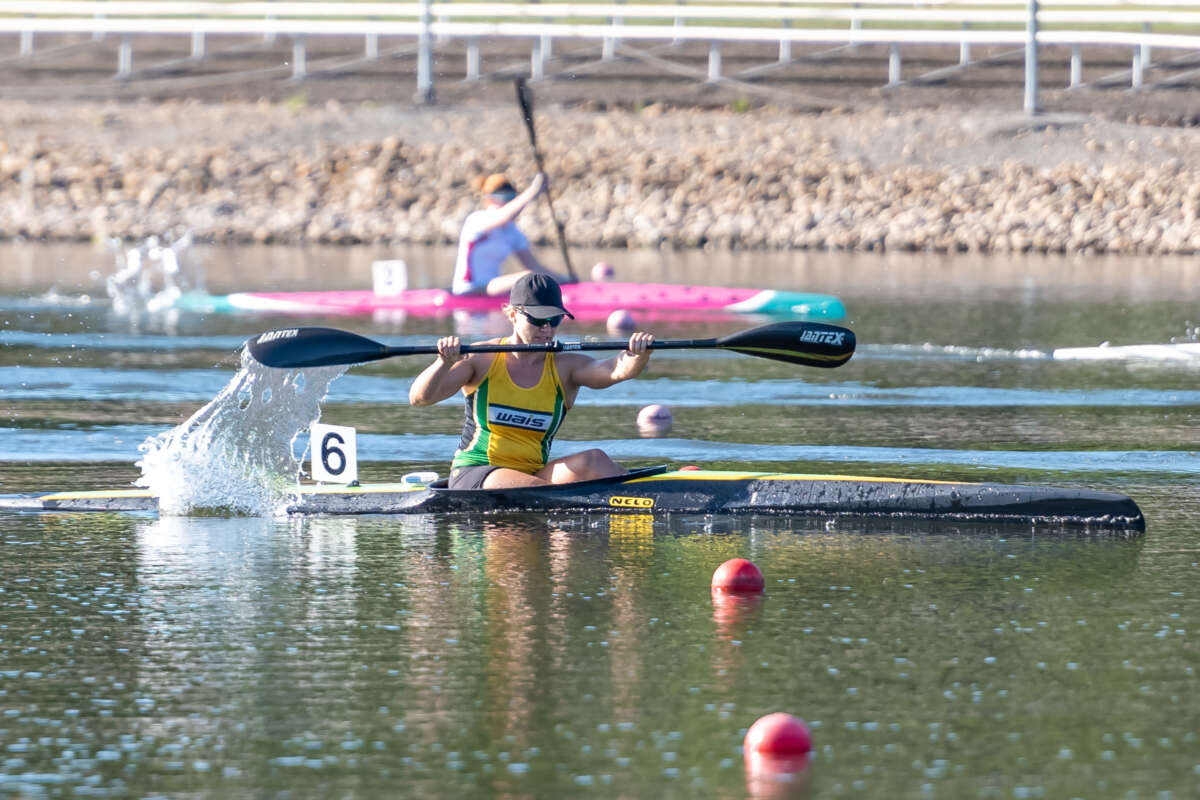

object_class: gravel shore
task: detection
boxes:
[2,98,1198,254]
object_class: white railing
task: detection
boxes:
[1,1,1198,111]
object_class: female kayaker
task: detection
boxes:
[410,273,653,489]
[451,172,573,296]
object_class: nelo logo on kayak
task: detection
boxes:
[799,329,845,346]
[257,329,300,343]
[609,496,654,508]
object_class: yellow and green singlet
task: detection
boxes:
[451,343,568,473]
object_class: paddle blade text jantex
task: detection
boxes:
[248,327,396,368]
[720,321,854,367]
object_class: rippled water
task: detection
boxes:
[1,243,1198,797]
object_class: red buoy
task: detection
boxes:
[712,558,765,594]
[744,713,812,757]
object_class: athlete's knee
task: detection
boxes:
[577,448,615,470]
[572,449,624,480]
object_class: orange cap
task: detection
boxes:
[479,173,516,195]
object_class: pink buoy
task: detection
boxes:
[744,713,813,757]
[591,261,616,281]
[636,404,672,427]
[636,403,673,437]
[711,558,764,594]
[606,309,636,333]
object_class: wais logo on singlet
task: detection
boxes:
[488,403,553,432]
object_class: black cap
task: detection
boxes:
[509,273,574,319]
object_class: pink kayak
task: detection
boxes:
[180,282,845,321]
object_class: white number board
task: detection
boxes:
[311,423,358,484]
[371,259,408,296]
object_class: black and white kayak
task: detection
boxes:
[0,466,1145,530]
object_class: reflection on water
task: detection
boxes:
[1,508,1181,797]
[744,750,811,800]
[4,240,1200,301]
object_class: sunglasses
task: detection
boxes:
[520,310,565,328]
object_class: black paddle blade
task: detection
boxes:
[717,321,855,367]
[248,327,389,369]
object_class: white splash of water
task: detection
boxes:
[106,231,200,327]
[135,349,347,516]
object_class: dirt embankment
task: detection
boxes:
[1,95,1198,255]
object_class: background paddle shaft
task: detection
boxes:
[515,78,577,282]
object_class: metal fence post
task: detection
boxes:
[532,37,544,80]
[1024,0,1039,114]
[415,0,435,104]
[292,35,306,79]
[117,35,132,79]
[604,0,624,60]
[466,37,480,80]
[849,2,860,53]
[537,0,552,60]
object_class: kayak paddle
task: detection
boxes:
[248,321,855,370]
[515,77,577,283]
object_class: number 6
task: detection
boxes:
[321,432,346,475]
[310,423,358,484]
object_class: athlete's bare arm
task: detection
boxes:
[409,336,484,406]
[565,332,654,391]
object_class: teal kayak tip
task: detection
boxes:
[173,291,237,314]
[728,291,846,319]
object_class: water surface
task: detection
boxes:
[1,242,1198,797]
